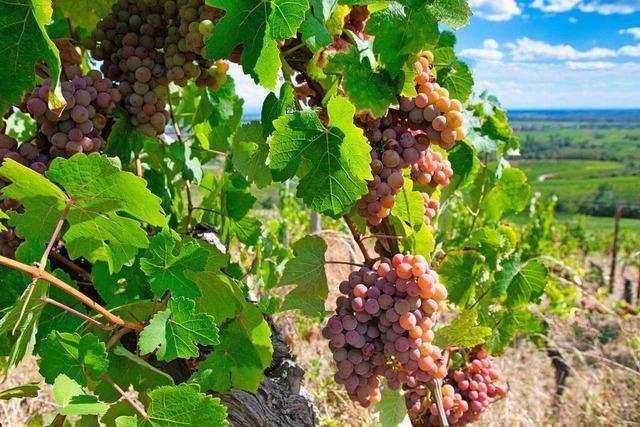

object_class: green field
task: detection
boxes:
[508,111,640,219]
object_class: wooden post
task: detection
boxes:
[624,279,633,304]
[609,205,622,293]
[311,212,321,233]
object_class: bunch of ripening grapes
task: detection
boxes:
[26,65,119,157]
[322,254,449,407]
[409,349,508,426]
[356,54,464,226]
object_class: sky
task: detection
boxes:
[231,0,640,113]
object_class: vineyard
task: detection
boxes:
[0,1,638,426]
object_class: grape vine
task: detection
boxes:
[0,1,551,426]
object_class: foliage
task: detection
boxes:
[0,0,564,425]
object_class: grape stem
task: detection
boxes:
[41,296,111,331]
[0,255,144,331]
[106,327,133,351]
[38,197,73,271]
[325,260,368,268]
[185,180,194,232]
[431,378,450,427]
[343,214,373,266]
[103,374,149,419]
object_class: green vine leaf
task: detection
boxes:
[0,382,39,400]
[0,209,8,231]
[279,236,328,316]
[269,96,372,216]
[269,0,309,39]
[326,44,397,117]
[52,374,109,417]
[433,309,492,349]
[494,256,549,307]
[121,384,228,426]
[232,122,273,189]
[0,279,49,368]
[0,154,167,272]
[39,331,109,386]
[0,0,63,114]
[93,345,174,403]
[377,381,412,427]
[392,179,424,228]
[205,0,280,90]
[54,0,115,29]
[481,167,531,222]
[140,231,210,298]
[425,0,472,29]
[191,299,273,393]
[92,261,152,308]
[438,250,487,306]
[437,59,473,102]
[367,3,439,77]
[139,297,219,362]
[261,82,295,138]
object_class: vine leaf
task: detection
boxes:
[438,250,486,306]
[0,382,39,400]
[0,279,48,368]
[0,0,64,114]
[481,167,530,222]
[232,122,273,189]
[105,108,145,164]
[300,10,333,52]
[92,261,152,308]
[0,209,8,231]
[425,0,472,29]
[117,384,228,426]
[494,256,548,307]
[367,3,439,77]
[54,0,115,30]
[437,59,473,102]
[484,309,546,354]
[392,179,424,228]
[192,298,273,393]
[0,154,167,272]
[139,297,219,362]
[140,231,210,298]
[269,0,309,39]
[326,44,398,117]
[279,236,328,316]
[269,96,372,216]
[441,139,479,197]
[376,381,412,427]
[53,374,109,416]
[38,331,109,386]
[261,82,295,138]
[433,309,491,349]
[205,0,280,90]
[93,345,174,403]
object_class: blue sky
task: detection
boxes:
[231,0,640,112]
[456,0,640,109]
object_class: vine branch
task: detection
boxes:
[41,296,111,331]
[103,374,149,419]
[0,255,143,331]
[38,198,73,271]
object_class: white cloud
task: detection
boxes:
[460,39,504,62]
[469,0,522,21]
[619,27,640,40]
[578,1,640,14]
[619,44,640,56]
[565,61,616,69]
[531,0,640,14]
[531,0,581,13]
[471,61,640,108]
[228,63,279,114]
[507,37,617,60]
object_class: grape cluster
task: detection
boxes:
[355,54,463,226]
[0,134,50,257]
[26,66,118,157]
[411,149,453,187]
[422,193,439,226]
[322,254,449,407]
[411,349,508,426]
[85,0,227,136]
